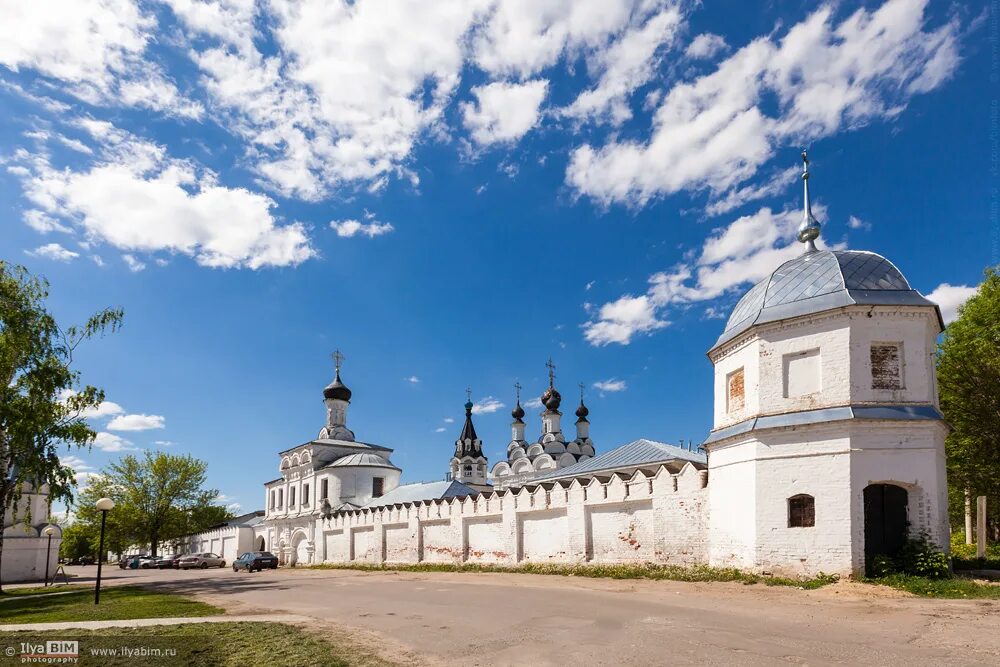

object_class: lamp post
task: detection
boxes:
[94,497,115,605]
[43,526,56,587]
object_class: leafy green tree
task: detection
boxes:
[0,261,122,591]
[74,452,230,557]
[938,268,1000,538]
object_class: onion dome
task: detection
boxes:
[323,370,352,402]
[541,386,561,411]
[575,400,589,421]
[511,401,525,421]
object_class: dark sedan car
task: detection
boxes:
[154,555,181,569]
[232,551,279,572]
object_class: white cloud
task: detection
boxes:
[0,0,201,117]
[926,283,978,324]
[122,254,146,272]
[329,219,394,238]
[82,400,125,419]
[583,206,838,345]
[562,7,683,125]
[566,0,960,207]
[153,440,175,447]
[26,243,79,262]
[443,417,455,424]
[593,379,627,393]
[107,413,165,431]
[471,397,505,414]
[405,376,420,384]
[523,397,544,409]
[15,129,315,270]
[848,215,872,231]
[685,33,727,60]
[434,427,447,433]
[93,431,136,452]
[23,210,72,234]
[462,79,549,145]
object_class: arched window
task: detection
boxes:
[788,494,815,527]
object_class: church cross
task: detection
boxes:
[546,358,556,387]
[332,349,345,374]
[579,382,585,402]
[466,387,472,402]
[514,381,522,403]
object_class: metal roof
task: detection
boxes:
[713,250,941,351]
[703,403,945,445]
[324,452,400,471]
[532,438,706,482]
[278,438,392,456]
[362,480,475,508]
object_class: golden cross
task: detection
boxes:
[332,349,344,374]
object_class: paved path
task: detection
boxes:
[35,566,1000,666]
[0,613,313,632]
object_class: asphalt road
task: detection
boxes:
[63,565,1000,666]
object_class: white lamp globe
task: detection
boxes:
[95,498,115,511]
[43,525,57,536]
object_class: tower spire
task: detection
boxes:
[798,150,821,253]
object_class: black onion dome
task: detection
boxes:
[541,386,561,411]
[511,401,525,421]
[323,371,352,402]
[575,400,589,419]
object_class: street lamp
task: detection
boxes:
[94,497,115,605]
[43,526,56,587]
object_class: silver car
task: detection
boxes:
[178,552,226,569]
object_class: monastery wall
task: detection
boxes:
[318,463,709,567]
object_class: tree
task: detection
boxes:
[938,267,1000,538]
[0,261,122,591]
[74,452,230,557]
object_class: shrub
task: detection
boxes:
[871,533,950,579]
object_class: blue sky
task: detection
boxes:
[0,0,992,515]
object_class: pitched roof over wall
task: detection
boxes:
[530,438,706,482]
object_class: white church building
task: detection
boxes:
[246,152,948,577]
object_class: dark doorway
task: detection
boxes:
[864,484,909,570]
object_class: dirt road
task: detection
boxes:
[68,566,1000,666]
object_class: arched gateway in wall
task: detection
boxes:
[255,535,265,552]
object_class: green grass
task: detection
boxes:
[0,584,91,598]
[0,586,223,624]
[950,532,1000,570]
[865,573,1000,599]
[0,622,394,666]
[308,560,839,589]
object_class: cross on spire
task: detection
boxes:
[579,382,585,402]
[546,358,556,387]
[798,149,821,252]
[465,387,472,402]
[514,381,522,403]
[332,349,344,375]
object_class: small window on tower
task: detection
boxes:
[302,484,309,506]
[289,487,295,507]
[788,494,815,528]
[726,368,745,413]
[321,478,328,500]
[871,343,903,390]
[372,477,384,498]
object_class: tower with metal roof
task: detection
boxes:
[702,151,949,577]
[449,390,489,488]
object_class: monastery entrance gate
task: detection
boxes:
[863,483,909,570]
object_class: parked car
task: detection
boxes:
[232,551,279,572]
[69,556,95,566]
[154,555,181,569]
[178,553,225,569]
[138,556,158,569]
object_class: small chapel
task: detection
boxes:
[245,151,948,577]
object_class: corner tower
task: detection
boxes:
[319,350,355,441]
[702,152,948,577]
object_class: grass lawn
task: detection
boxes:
[866,574,1000,599]
[308,561,839,589]
[0,622,393,666]
[0,586,222,624]
[0,584,91,597]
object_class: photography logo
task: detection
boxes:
[8,640,79,663]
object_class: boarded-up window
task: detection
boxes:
[788,494,815,527]
[871,343,902,390]
[372,477,384,498]
[783,349,821,397]
[726,368,745,413]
